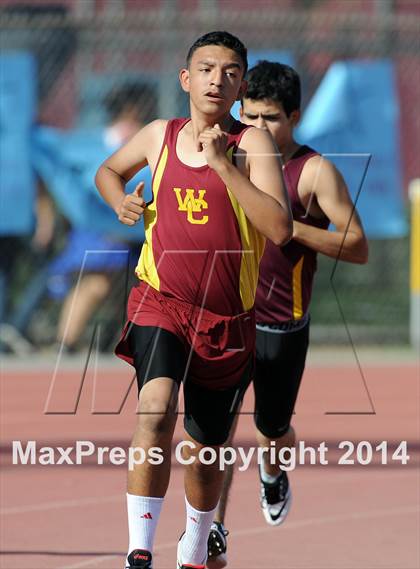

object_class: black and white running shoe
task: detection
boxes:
[259,465,292,526]
[206,521,229,568]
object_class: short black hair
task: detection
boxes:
[244,61,301,116]
[104,82,157,123]
[187,31,248,75]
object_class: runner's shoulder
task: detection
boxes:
[137,119,169,152]
[300,153,345,195]
[147,119,169,138]
[302,153,337,177]
[239,125,276,153]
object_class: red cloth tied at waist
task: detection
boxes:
[115,280,255,390]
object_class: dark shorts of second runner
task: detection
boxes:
[254,320,310,438]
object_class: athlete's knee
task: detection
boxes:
[185,442,222,483]
[255,417,292,442]
[137,396,177,436]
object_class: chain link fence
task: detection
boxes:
[1,0,418,350]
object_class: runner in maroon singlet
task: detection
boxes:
[207,61,368,569]
[95,36,292,569]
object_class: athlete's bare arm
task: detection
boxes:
[199,124,292,245]
[293,155,368,264]
[95,119,167,226]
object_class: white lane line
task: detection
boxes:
[0,487,190,516]
[60,554,121,569]
[0,494,122,515]
[1,468,416,516]
[58,504,420,569]
[229,504,420,536]
[60,539,181,569]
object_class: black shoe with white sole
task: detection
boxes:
[259,465,292,526]
[206,521,228,568]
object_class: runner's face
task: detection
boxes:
[180,45,246,116]
[240,98,299,149]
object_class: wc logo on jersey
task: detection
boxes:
[173,188,209,225]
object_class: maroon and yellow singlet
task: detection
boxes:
[136,118,265,316]
[116,118,266,389]
[255,145,329,324]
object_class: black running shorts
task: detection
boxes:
[253,320,310,438]
[128,324,252,446]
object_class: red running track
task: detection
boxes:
[0,354,419,569]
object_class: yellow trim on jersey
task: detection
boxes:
[135,145,169,289]
[226,146,266,312]
[292,255,304,319]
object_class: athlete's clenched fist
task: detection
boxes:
[198,123,229,172]
[116,181,146,226]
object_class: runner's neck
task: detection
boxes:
[279,140,301,164]
[188,111,235,145]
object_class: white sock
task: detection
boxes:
[127,493,163,555]
[260,461,280,484]
[180,497,217,565]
